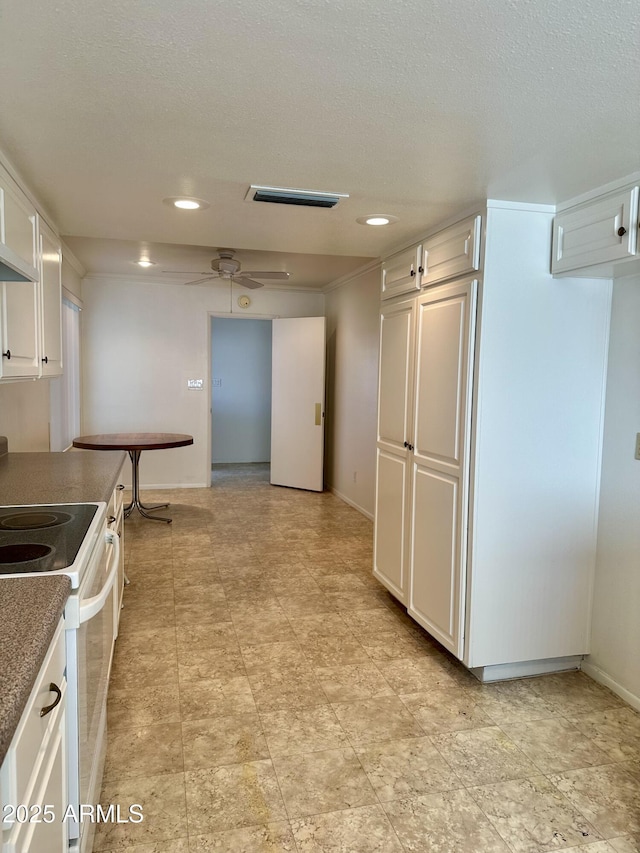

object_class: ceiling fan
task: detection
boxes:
[162,248,291,289]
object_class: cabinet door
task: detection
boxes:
[0,279,40,378]
[373,298,415,602]
[39,220,63,376]
[552,186,639,274]
[408,279,477,658]
[0,170,38,272]
[381,245,422,300]
[421,215,481,286]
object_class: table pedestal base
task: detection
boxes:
[123,450,172,523]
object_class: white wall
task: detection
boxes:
[586,273,640,709]
[81,277,323,487]
[324,265,380,518]
[211,317,272,463]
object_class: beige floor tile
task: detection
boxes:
[288,613,354,641]
[113,625,177,660]
[189,821,297,852]
[528,672,624,716]
[231,614,298,645]
[341,608,412,636]
[182,713,269,770]
[107,682,182,729]
[173,583,227,604]
[315,662,394,703]
[175,622,239,651]
[104,722,184,781]
[550,764,640,838]
[276,593,337,616]
[381,789,510,852]
[240,641,308,674]
[290,804,403,852]
[260,705,349,757]
[179,675,256,721]
[569,707,640,762]
[355,736,464,802]
[376,656,457,693]
[432,726,539,787]
[94,772,187,850]
[185,761,287,834]
[110,651,178,691]
[332,696,425,745]
[177,646,246,682]
[473,679,559,725]
[324,590,390,612]
[175,601,232,625]
[98,839,190,853]
[609,836,640,852]
[468,775,602,852]
[400,686,495,735]
[248,664,329,711]
[273,747,377,818]
[299,634,370,667]
[501,717,613,774]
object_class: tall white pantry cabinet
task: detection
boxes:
[374,202,612,681]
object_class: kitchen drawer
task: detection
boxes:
[421,214,481,285]
[1,619,66,816]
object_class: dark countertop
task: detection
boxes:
[0,449,127,506]
[0,576,71,764]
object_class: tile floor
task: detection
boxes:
[96,463,640,852]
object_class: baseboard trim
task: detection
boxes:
[328,486,374,521]
[581,660,640,712]
[470,655,583,683]
[127,482,209,490]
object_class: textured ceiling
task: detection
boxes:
[0,0,639,276]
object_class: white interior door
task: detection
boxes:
[271,316,326,491]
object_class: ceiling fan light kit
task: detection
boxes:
[246,184,349,208]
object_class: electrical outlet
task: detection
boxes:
[635,433,640,461]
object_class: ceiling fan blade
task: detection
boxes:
[238,270,291,280]
[185,276,217,286]
[162,270,212,275]
[237,277,264,289]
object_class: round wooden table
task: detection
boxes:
[72,433,194,523]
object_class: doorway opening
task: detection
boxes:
[210,316,273,487]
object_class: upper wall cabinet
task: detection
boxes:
[381,245,423,300]
[421,214,481,286]
[552,185,639,277]
[39,219,63,377]
[0,169,39,282]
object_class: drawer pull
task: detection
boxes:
[2,349,10,360]
[116,484,125,491]
[40,682,62,717]
[108,515,116,524]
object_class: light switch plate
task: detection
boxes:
[212,378,222,388]
[187,379,204,390]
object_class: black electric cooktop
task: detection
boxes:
[0,504,98,573]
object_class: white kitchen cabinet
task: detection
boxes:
[1,619,68,853]
[38,220,62,377]
[408,279,476,658]
[421,214,481,286]
[381,244,423,300]
[375,203,611,680]
[0,168,39,282]
[552,185,639,277]
[108,473,126,633]
[0,279,40,379]
[373,297,415,602]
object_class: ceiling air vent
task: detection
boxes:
[246,185,349,208]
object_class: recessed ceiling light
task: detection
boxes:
[135,260,155,268]
[356,214,399,226]
[163,196,210,211]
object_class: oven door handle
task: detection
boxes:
[78,531,120,625]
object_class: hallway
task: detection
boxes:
[97,464,640,852]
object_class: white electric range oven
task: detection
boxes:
[0,502,119,853]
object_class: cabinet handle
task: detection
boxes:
[42,355,48,364]
[618,226,627,237]
[418,266,424,274]
[403,441,414,451]
[2,350,10,360]
[108,515,116,525]
[404,441,409,448]
[116,484,125,491]
[410,269,416,277]
[40,682,62,717]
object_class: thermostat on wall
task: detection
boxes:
[237,295,251,309]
